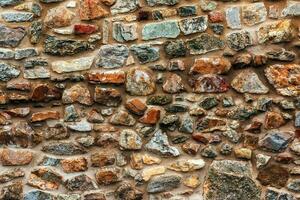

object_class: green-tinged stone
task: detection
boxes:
[147,95,172,105]
[164,39,187,58]
[142,20,180,40]
[178,5,197,17]
[130,44,160,64]
[186,33,225,54]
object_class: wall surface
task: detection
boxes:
[0,0,299,199]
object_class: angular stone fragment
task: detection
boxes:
[0,24,26,48]
[164,39,187,58]
[96,44,129,68]
[113,22,137,42]
[189,74,229,93]
[67,119,92,132]
[242,2,267,26]
[38,156,60,167]
[226,31,253,51]
[142,20,180,40]
[27,167,63,190]
[145,129,180,157]
[257,165,289,188]
[139,108,160,125]
[0,48,15,59]
[0,168,24,183]
[0,63,20,82]
[186,33,225,55]
[282,1,300,17]
[162,73,185,94]
[95,167,122,185]
[178,5,197,17]
[225,6,241,29]
[204,160,261,200]
[31,111,60,122]
[64,174,98,191]
[259,131,294,152]
[110,111,135,126]
[42,142,87,155]
[125,98,147,115]
[24,67,50,79]
[147,175,181,193]
[24,190,55,200]
[61,157,88,173]
[74,24,98,35]
[31,84,61,102]
[179,16,208,35]
[87,109,103,123]
[0,0,22,6]
[146,0,179,6]
[264,111,285,129]
[1,12,33,22]
[130,44,160,64]
[62,84,92,105]
[266,48,296,62]
[265,64,300,97]
[44,35,92,56]
[115,182,143,200]
[87,70,125,84]
[14,2,42,17]
[0,181,23,200]
[190,57,231,75]
[257,20,295,44]
[79,0,109,20]
[94,87,121,107]
[1,148,32,166]
[29,20,43,44]
[168,159,205,172]
[111,0,139,15]
[140,166,166,181]
[91,152,115,167]
[15,48,38,60]
[52,57,94,73]
[231,70,269,94]
[119,129,142,150]
[126,67,156,96]
[45,6,74,28]
[83,191,106,200]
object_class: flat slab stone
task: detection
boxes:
[282,1,300,17]
[111,0,140,15]
[1,12,34,22]
[0,24,26,48]
[146,0,179,6]
[226,6,241,29]
[179,15,208,35]
[96,44,129,68]
[0,62,20,81]
[142,20,180,40]
[52,57,94,73]
[242,2,267,26]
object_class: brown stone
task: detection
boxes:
[6,79,31,91]
[192,132,220,144]
[27,167,63,190]
[94,87,122,107]
[61,157,88,173]
[87,109,104,123]
[139,108,161,125]
[257,164,289,188]
[125,98,147,115]
[45,6,75,28]
[91,152,115,167]
[65,174,98,192]
[0,181,23,200]
[162,73,185,94]
[264,111,285,129]
[74,24,98,34]
[62,84,93,105]
[31,111,60,122]
[1,148,33,166]
[5,107,30,117]
[95,167,122,185]
[87,70,125,84]
[8,93,29,102]
[243,134,258,149]
[83,191,106,200]
[0,168,25,184]
[190,57,231,75]
[274,152,294,164]
[244,121,262,134]
[181,142,201,155]
[0,112,11,125]
[130,153,143,169]
[79,0,109,20]
[110,111,135,126]
[31,84,61,102]
[189,74,230,93]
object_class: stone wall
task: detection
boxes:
[0,0,299,199]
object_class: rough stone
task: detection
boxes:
[61,157,88,173]
[264,111,285,129]
[146,0,179,6]
[0,0,22,6]
[95,167,122,185]
[125,98,147,116]
[168,159,205,172]
[0,168,24,183]
[225,6,241,29]
[1,11,33,22]
[0,24,26,48]
[164,39,187,58]
[142,20,180,40]
[24,190,55,200]
[190,57,231,75]
[179,16,208,35]
[31,111,60,122]
[189,74,230,93]
[94,87,122,107]
[15,48,38,60]
[266,48,296,62]
[110,111,136,126]
[130,44,160,64]
[64,174,98,191]
[147,175,181,193]
[242,2,267,26]
[96,44,129,68]
[27,167,63,190]
[0,48,15,59]
[1,148,33,166]
[257,164,289,188]
[52,57,94,73]
[113,22,138,42]
[139,108,161,125]
[0,63,20,82]
[67,119,92,132]
[91,152,115,167]
[226,31,253,51]
[162,73,185,94]
[79,0,109,20]
[0,181,23,200]
[44,6,74,28]
[282,1,300,17]
[259,131,294,152]
[42,142,87,155]
[178,5,197,17]
[119,129,142,150]
[115,182,143,200]
[62,84,93,105]
[111,0,140,15]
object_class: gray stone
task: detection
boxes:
[200,0,217,11]
[231,70,269,94]
[242,2,267,26]
[0,24,26,48]
[296,112,300,128]
[146,0,179,6]
[113,22,137,42]
[164,39,187,58]
[203,160,261,200]
[210,23,224,35]
[96,44,129,68]
[0,48,15,59]
[179,114,194,134]
[24,190,55,200]
[265,188,297,200]
[24,67,50,79]
[52,57,94,73]
[266,48,296,62]
[130,44,160,64]
[226,6,241,29]
[119,129,142,150]
[282,1,300,17]
[64,105,79,122]
[178,5,197,17]
[222,128,241,143]
[0,0,22,6]
[145,129,180,157]
[201,145,218,158]
[0,63,20,81]
[111,0,140,15]
[142,20,180,40]
[110,111,136,126]
[1,12,34,22]
[29,20,43,44]
[259,131,294,152]
[179,16,208,35]
[56,194,81,200]
[15,48,38,60]
[24,57,48,68]
[287,179,300,192]
[42,141,87,155]
[226,31,253,51]
[14,2,42,17]
[38,156,60,166]
[147,175,181,193]
[186,33,225,55]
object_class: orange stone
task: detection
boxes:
[139,108,160,125]
[1,148,33,166]
[190,57,231,75]
[80,0,109,20]
[264,111,285,129]
[125,98,147,115]
[31,111,60,122]
[61,157,88,173]
[87,70,125,84]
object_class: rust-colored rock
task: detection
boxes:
[139,108,161,125]
[79,0,109,20]
[62,84,93,105]
[74,24,98,34]
[31,84,62,102]
[5,107,30,117]
[94,87,122,107]
[87,70,125,84]
[61,157,88,173]
[257,164,289,188]
[125,98,147,115]
[6,79,31,91]
[95,167,122,185]
[162,73,185,94]
[190,57,231,75]
[31,111,60,122]
[91,152,115,167]
[0,148,33,166]
[27,167,63,190]
[264,111,285,129]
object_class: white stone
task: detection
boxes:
[52,57,94,73]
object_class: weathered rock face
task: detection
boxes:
[147,175,181,193]
[0,24,26,48]
[204,160,261,200]
[190,57,231,75]
[79,0,109,20]
[96,44,129,68]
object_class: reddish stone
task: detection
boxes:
[31,84,62,102]
[125,98,147,115]
[8,93,29,102]
[95,167,121,185]
[0,92,7,105]
[257,164,289,188]
[244,121,262,134]
[208,11,224,23]
[91,152,115,167]
[192,133,220,144]
[274,152,294,164]
[87,70,125,84]
[0,112,11,125]
[27,168,63,190]
[94,87,122,107]
[6,79,31,91]
[62,84,93,105]
[5,107,30,117]
[243,134,258,149]
[61,157,88,173]
[79,0,109,20]
[1,149,33,166]
[190,57,231,75]
[264,111,285,129]
[189,75,230,93]
[74,24,98,34]
[139,108,161,125]
[31,111,60,122]
[181,142,200,155]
